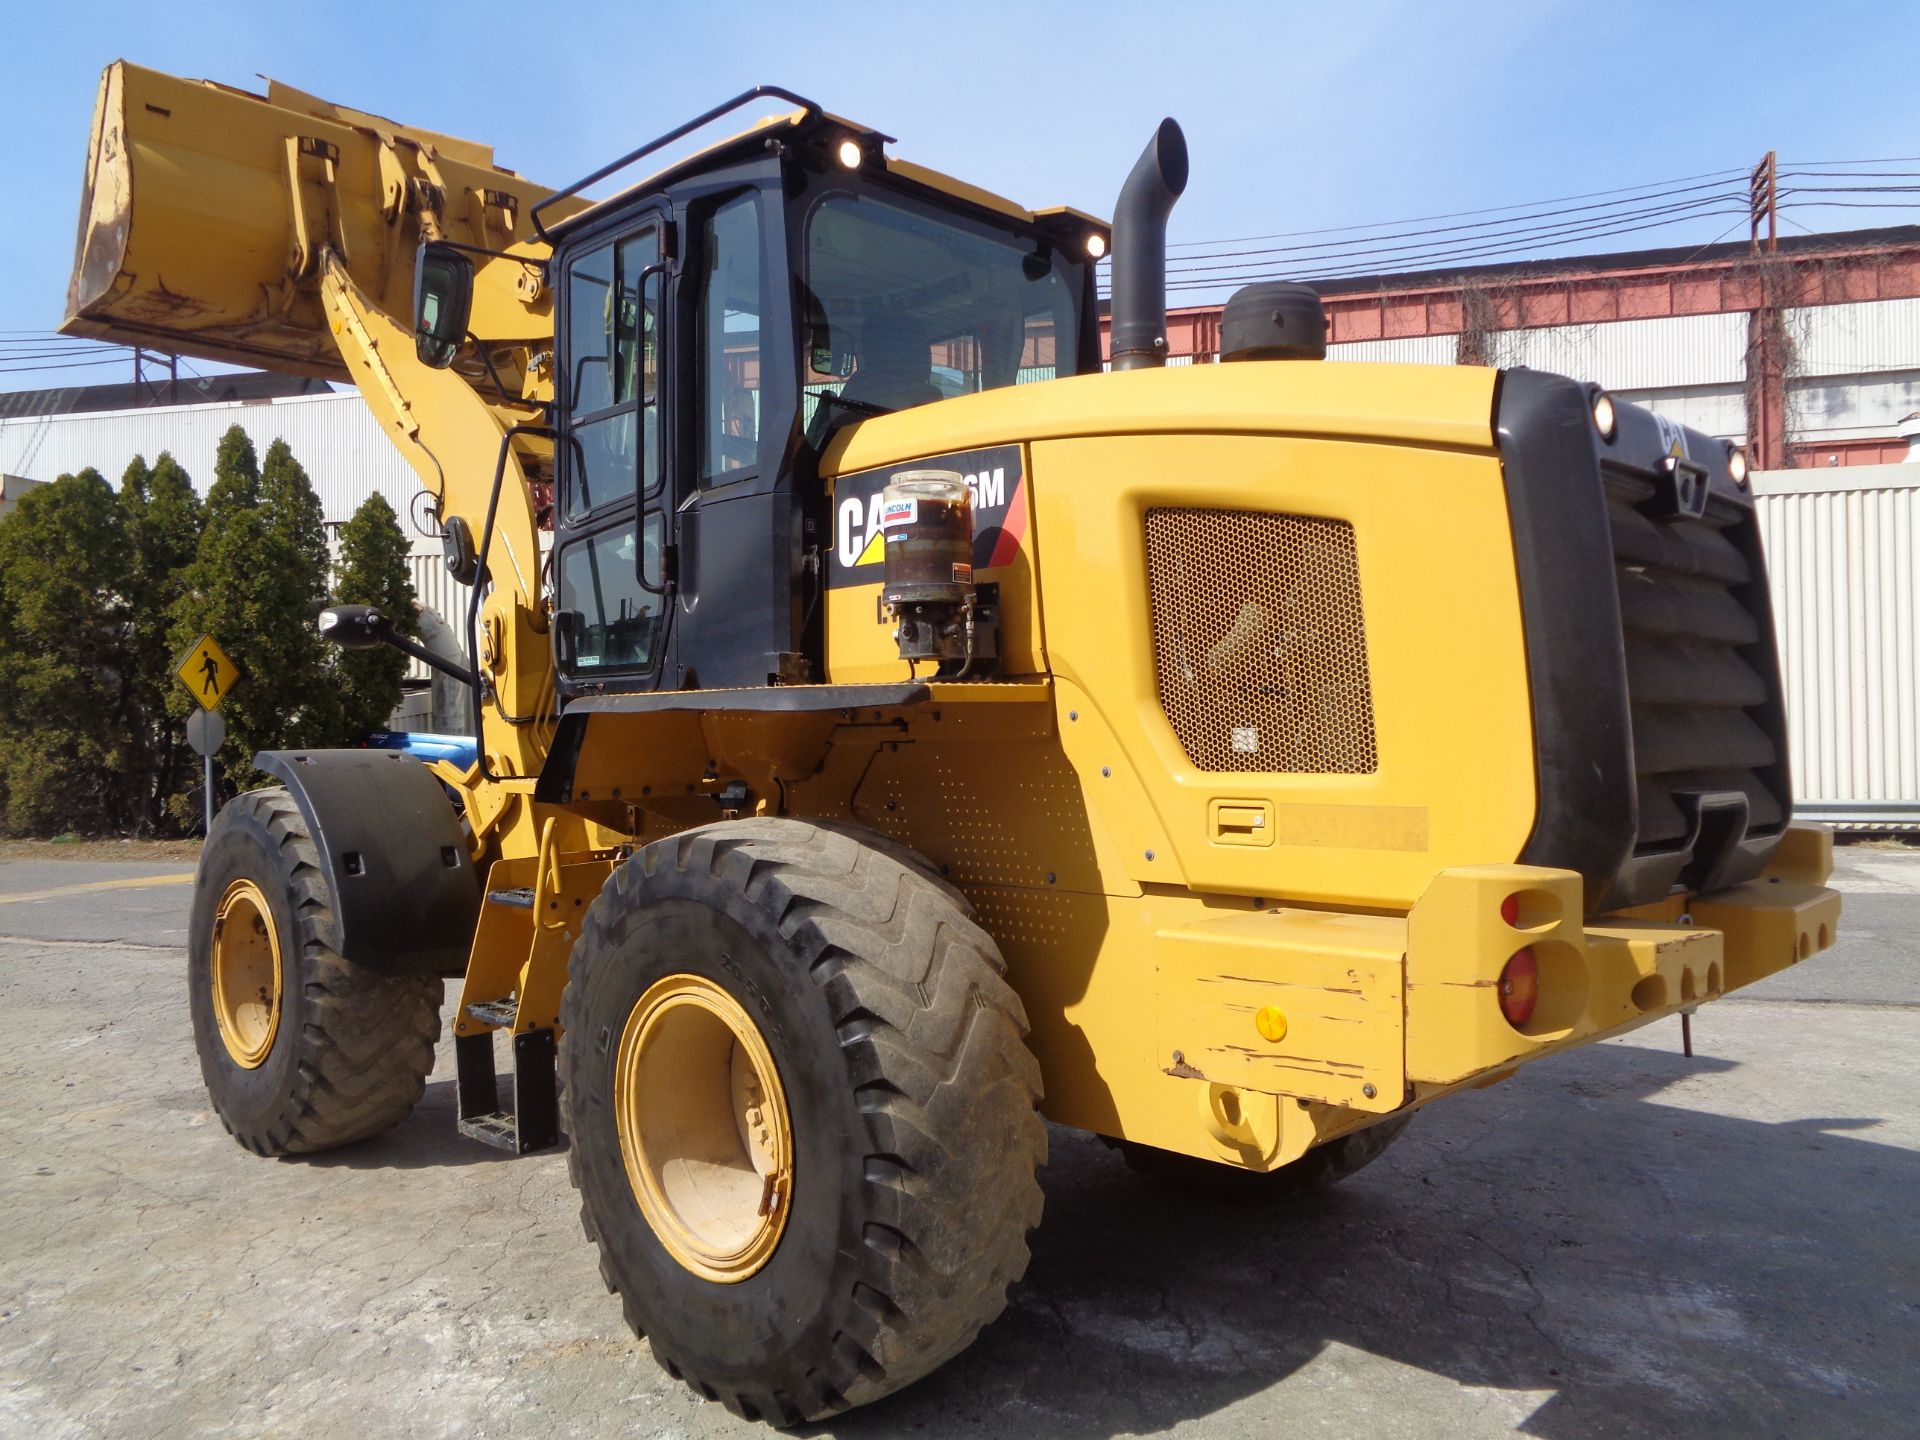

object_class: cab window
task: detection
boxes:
[695,194,764,485]
[563,227,662,519]
[558,513,664,672]
[801,188,1081,429]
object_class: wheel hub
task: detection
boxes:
[210,878,282,1069]
[614,974,794,1282]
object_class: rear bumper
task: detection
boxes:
[1405,822,1839,1090]
[1149,823,1839,1167]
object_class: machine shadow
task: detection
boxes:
[297,1075,566,1171]
[811,1038,1918,1440]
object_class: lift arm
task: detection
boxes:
[61,61,579,779]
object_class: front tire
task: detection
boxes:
[187,788,443,1155]
[562,819,1045,1424]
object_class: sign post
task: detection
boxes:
[176,634,239,835]
[184,709,227,836]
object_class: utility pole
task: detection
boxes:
[131,346,180,405]
[1749,151,1778,256]
[1746,150,1788,470]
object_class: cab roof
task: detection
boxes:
[547,100,1108,244]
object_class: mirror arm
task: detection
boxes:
[428,238,548,277]
[465,332,541,410]
[382,630,477,690]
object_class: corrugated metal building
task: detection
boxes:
[1756,464,1920,828]
[0,390,421,530]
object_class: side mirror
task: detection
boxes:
[808,323,856,379]
[318,604,391,650]
[413,242,474,369]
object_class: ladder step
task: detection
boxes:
[486,886,536,909]
[465,997,518,1029]
[453,1028,559,1156]
[457,1112,522,1151]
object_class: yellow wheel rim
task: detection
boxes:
[614,974,794,1283]
[210,878,282,1069]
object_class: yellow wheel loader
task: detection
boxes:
[66,62,1842,1423]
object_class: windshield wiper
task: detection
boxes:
[816,392,893,419]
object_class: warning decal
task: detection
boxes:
[827,445,1026,590]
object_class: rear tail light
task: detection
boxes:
[1499,949,1539,1028]
[1499,892,1537,1027]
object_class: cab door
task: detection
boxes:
[553,214,671,692]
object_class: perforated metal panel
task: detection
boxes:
[1145,508,1377,774]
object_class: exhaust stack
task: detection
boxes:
[1108,118,1189,372]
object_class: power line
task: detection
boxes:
[1154,205,1752,292]
[0,355,137,376]
[1782,155,1920,167]
[0,346,132,360]
[1137,155,1920,299]
[1163,165,1750,250]
[1164,176,1749,267]
[1137,200,1754,294]
[1161,190,1746,277]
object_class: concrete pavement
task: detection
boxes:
[1,844,1915,1438]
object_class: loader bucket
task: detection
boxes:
[61,61,562,380]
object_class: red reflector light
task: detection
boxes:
[1500,894,1520,926]
[1499,948,1539,1028]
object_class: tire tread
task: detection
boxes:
[561,817,1045,1422]
[196,788,442,1156]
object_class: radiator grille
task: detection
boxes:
[1605,479,1787,848]
[1145,508,1377,774]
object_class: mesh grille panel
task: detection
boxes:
[1145,508,1377,774]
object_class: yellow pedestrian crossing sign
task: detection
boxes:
[177,633,239,712]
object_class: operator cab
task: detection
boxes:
[500,93,1107,696]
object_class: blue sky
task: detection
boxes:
[3,0,1915,388]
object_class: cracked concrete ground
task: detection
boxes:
[1,846,1916,1438]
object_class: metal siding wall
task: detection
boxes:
[406,547,472,683]
[1788,372,1920,443]
[1613,383,1747,440]
[1321,314,1747,388]
[1787,296,1920,377]
[0,392,428,533]
[1326,335,1457,365]
[1756,465,1920,825]
[1500,313,1748,391]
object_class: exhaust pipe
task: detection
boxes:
[1108,118,1189,372]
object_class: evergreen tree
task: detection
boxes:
[0,470,136,834]
[332,493,419,738]
[205,425,261,511]
[171,426,340,795]
[260,437,330,598]
[120,453,204,831]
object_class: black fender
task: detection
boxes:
[254,749,479,976]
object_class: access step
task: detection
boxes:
[464,997,518,1029]
[485,887,536,909]
[454,1027,559,1154]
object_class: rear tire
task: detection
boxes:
[561,818,1045,1424]
[1117,1114,1412,1201]
[187,788,443,1155]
